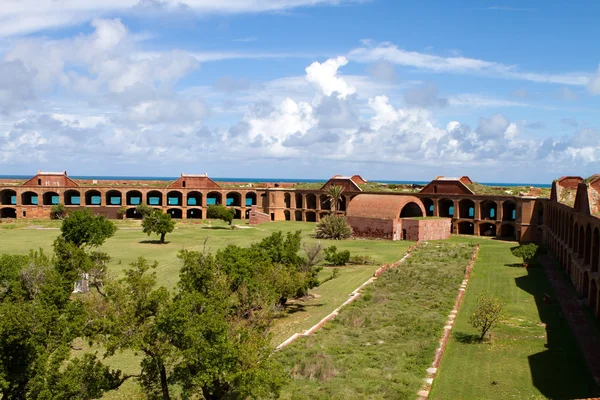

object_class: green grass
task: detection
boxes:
[430,237,599,400]
[275,241,475,399]
[0,219,412,398]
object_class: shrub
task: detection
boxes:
[315,215,352,240]
[324,246,350,266]
[135,204,153,219]
[117,206,128,219]
[50,204,67,219]
[469,290,506,341]
[511,243,541,266]
[207,204,236,226]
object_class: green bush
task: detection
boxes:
[510,243,541,265]
[324,246,350,266]
[207,204,236,226]
[50,204,67,219]
[315,215,352,240]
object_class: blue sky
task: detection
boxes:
[1,0,600,183]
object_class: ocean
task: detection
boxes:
[0,175,552,188]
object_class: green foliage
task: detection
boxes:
[510,243,540,264]
[96,254,286,399]
[469,290,506,340]
[117,206,128,218]
[60,208,117,248]
[141,209,175,243]
[49,203,67,220]
[0,250,124,399]
[135,204,153,219]
[324,246,351,266]
[325,185,344,212]
[206,204,236,226]
[348,254,375,265]
[315,214,353,240]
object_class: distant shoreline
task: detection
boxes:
[0,175,552,188]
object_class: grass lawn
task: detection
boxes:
[0,218,413,398]
[430,237,599,400]
[275,241,476,400]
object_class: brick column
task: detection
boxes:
[474,200,481,220]
[433,199,440,217]
[496,201,503,221]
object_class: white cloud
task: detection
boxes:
[0,0,355,37]
[305,56,356,98]
[348,42,590,86]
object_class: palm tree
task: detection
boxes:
[326,185,345,213]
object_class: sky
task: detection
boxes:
[1,0,600,183]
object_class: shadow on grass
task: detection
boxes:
[138,240,170,244]
[276,302,326,319]
[453,332,481,344]
[201,226,233,230]
[505,263,524,268]
[515,262,600,399]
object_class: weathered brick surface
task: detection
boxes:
[402,218,452,241]
[248,206,270,225]
[347,216,398,240]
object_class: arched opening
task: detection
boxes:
[0,190,16,205]
[125,208,142,220]
[479,222,496,237]
[295,193,303,208]
[439,199,454,218]
[187,191,202,206]
[64,190,81,206]
[85,190,102,205]
[458,221,474,235]
[226,192,241,207]
[592,228,599,274]
[502,201,516,221]
[245,192,257,207]
[294,210,303,221]
[338,196,347,212]
[207,191,222,206]
[168,208,182,219]
[402,229,407,240]
[106,190,122,206]
[400,202,423,218]
[147,191,163,206]
[167,191,183,206]
[458,199,475,219]
[421,198,434,216]
[585,224,592,266]
[579,225,585,259]
[583,272,590,298]
[306,193,317,209]
[306,211,316,222]
[537,207,544,225]
[284,210,291,221]
[573,223,579,251]
[481,200,497,220]
[21,191,38,205]
[320,194,330,210]
[319,211,328,220]
[590,280,599,317]
[187,208,202,219]
[500,224,516,239]
[0,208,17,218]
[234,209,242,219]
[284,193,291,208]
[43,191,60,205]
[126,190,143,206]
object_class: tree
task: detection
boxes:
[511,243,540,267]
[315,214,353,240]
[49,203,67,219]
[96,254,285,400]
[59,209,117,248]
[0,251,126,399]
[325,185,345,213]
[469,290,506,340]
[206,204,235,226]
[142,209,175,243]
[135,204,153,219]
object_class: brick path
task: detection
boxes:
[540,255,600,386]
